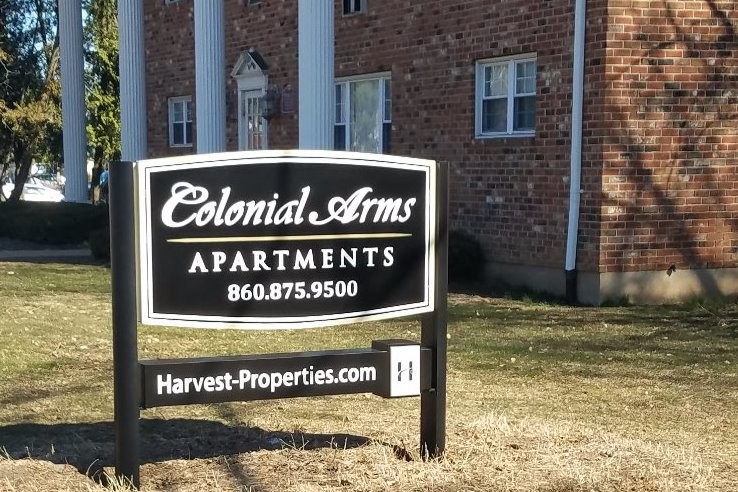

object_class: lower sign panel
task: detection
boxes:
[140,340,431,408]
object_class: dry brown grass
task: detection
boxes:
[0,262,736,491]
[1,411,721,491]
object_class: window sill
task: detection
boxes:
[475,132,535,140]
[169,144,193,149]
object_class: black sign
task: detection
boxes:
[137,152,435,329]
[110,156,447,487]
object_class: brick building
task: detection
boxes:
[142,0,738,304]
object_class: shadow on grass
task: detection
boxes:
[449,301,738,339]
[0,419,369,489]
[0,256,105,266]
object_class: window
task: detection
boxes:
[168,96,192,147]
[475,54,536,137]
[343,0,365,15]
[335,74,391,154]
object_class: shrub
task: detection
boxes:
[448,229,484,283]
[0,201,109,246]
[89,226,110,261]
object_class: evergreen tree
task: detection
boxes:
[85,0,120,194]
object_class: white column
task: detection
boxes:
[194,0,226,154]
[59,0,88,203]
[298,0,334,150]
[118,0,147,161]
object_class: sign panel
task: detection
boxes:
[139,340,431,408]
[137,151,435,329]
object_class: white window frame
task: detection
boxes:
[334,72,391,153]
[475,54,537,138]
[168,96,192,148]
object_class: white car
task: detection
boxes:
[2,181,65,202]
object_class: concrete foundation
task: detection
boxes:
[484,262,738,305]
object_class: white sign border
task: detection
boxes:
[135,150,436,330]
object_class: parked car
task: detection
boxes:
[29,173,65,191]
[1,180,65,202]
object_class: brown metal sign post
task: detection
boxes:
[110,160,140,487]
[421,162,448,459]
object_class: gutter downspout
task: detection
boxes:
[565,0,587,304]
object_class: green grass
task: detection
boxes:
[0,262,736,491]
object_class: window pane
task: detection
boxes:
[335,85,344,124]
[185,121,193,144]
[383,79,391,121]
[485,64,507,97]
[513,95,535,131]
[172,122,183,145]
[334,124,346,150]
[343,0,362,14]
[482,98,507,133]
[172,102,183,122]
[518,60,535,78]
[382,122,391,154]
[185,101,192,122]
[349,78,380,153]
[515,61,536,94]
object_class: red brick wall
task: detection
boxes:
[223,0,299,150]
[599,0,738,273]
[333,1,581,271]
[143,1,738,277]
[144,0,586,273]
[580,0,610,273]
[144,0,301,157]
[144,0,196,157]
